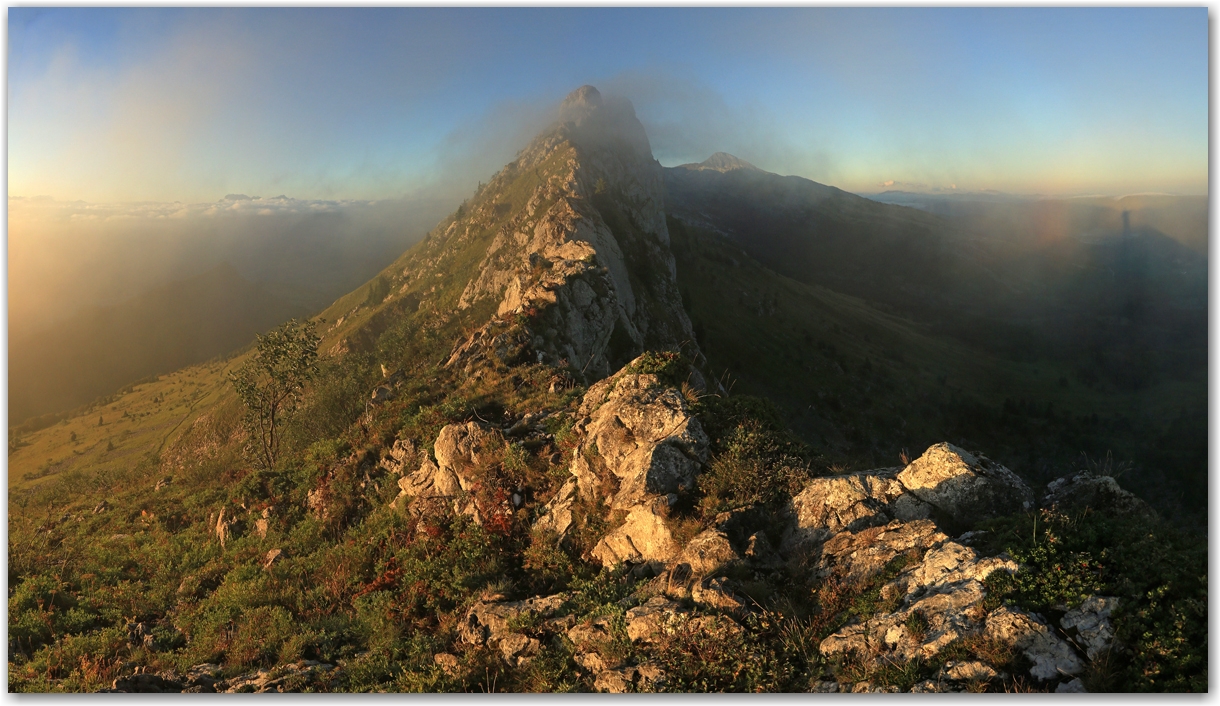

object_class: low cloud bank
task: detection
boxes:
[9,193,453,339]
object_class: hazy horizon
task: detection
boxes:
[10,7,1208,204]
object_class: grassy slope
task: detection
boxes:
[7,134,577,514]
[5,152,1206,694]
[9,358,243,505]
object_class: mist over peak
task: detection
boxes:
[556,84,653,158]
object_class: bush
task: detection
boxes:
[646,614,797,692]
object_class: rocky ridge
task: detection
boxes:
[380,354,1135,692]
[445,85,697,382]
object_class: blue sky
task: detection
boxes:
[8,7,1208,202]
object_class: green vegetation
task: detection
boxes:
[693,395,816,516]
[230,319,321,471]
[980,509,1207,692]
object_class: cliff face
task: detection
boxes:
[446,86,695,381]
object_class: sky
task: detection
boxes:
[7,7,1210,202]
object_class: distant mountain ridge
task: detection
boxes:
[675,152,760,173]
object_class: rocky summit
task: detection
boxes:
[446,84,696,383]
[9,86,1205,694]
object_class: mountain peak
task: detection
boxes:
[679,152,760,173]
[557,84,651,158]
[417,85,695,381]
[560,85,603,114]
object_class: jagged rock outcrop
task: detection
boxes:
[566,595,689,692]
[813,519,949,583]
[533,474,583,538]
[439,334,1144,692]
[593,505,680,568]
[458,593,568,667]
[214,507,241,549]
[379,438,419,476]
[533,357,709,567]
[391,422,505,522]
[897,443,1033,524]
[818,532,1018,663]
[747,445,1109,687]
[445,85,697,381]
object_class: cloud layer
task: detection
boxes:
[9,194,452,340]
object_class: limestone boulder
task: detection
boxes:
[458,593,567,649]
[689,576,746,612]
[675,528,740,577]
[214,507,242,549]
[592,503,679,568]
[624,595,689,643]
[214,661,336,693]
[433,422,503,478]
[590,662,667,693]
[897,443,1033,525]
[813,519,948,584]
[538,360,709,568]
[578,370,708,509]
[821,578,988,663]
[820,529,1017,664]
[567,615,618,653]
[887,541,1018,600]
[781,468,932,555]
[497,633,542,667]
[984,606,1085,681]
[533,476,580,537]
[262,548,284,570]
[943,660,1001,682]
[379,438,419,476]
[391,422,505,522]
[1060,595,1119,661]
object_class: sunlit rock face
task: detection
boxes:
[533,355,709,567]
[446,85,696,382]
[896,442,1033,524]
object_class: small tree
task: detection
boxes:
[230,318,320,471]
